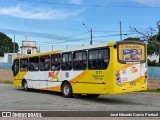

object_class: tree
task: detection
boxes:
[123,36,156,55]
[0,32,19,56]
[123,37,141,41]
[129,24,160,63]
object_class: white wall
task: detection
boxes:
[148,54,159,63]
[0,53,18,63]
[0,57,4,62]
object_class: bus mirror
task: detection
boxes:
[114,45,117,49]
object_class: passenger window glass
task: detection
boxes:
[73,51,87,70]
[29,57,39,71]
[61,53,72,70]
[51,54,60,70]
[40,55,50,71]
[88,48,109,70]
[20,58,28,71]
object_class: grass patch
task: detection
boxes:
[0,80,13,84]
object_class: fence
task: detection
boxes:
[0,62,12,70]
[148,67,160,79]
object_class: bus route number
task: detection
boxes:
[92,71,104,80]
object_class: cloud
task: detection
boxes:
[0,5,83,20]
[69,0,82,5]
[129,0,160,6]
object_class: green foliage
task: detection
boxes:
[145,89,160,92]
[0,80,13,84]
[147,42,156,55]
[123,37,158,56]
[0,32,19,56]
[123,37,141,41]
[148,59,160,66]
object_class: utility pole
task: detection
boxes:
[83,23,93,45]
[52,45,53,51]
[120,21,122,41]
[13,35,15,53]
[90,29,93,45]
[39,46,40,53]
[157,21,160,34]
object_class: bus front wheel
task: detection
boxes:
[61,82,72,98]
[22,80,29,91]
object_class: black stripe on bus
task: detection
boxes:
[14,79,106,84]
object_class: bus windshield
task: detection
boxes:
[118,42,146,63]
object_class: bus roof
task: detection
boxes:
[16,41,145,60]
[14,42,117,59]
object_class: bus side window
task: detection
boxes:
[29,57,39,71]
[12,59,19,76]
[61,53,72,70]
[51,54,60,71]
[73,51,87,70]
[20,58,28,71]
[40,55,50,71]
[88,48,109,70]
[99,49,109,69]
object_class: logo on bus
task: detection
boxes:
[130,67,138,74]
[48,71,59,81]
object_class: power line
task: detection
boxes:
[38,38,90,46]
[16,0,160,8]
[37,30,144,45]
[38,33,135,46]
[37,32,89,44]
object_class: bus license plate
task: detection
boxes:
[130,82,136,86]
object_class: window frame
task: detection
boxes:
[20,58,28,71]
[88,47,110,70]
[28,56,39,71]
[39,55,51,71]
[27,49,31,54]
[117,41,146,64]
[51,54,61,71]
[73,50,87,70]
[61,52,72,70]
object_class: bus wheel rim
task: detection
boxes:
[24,82,28,90]
[64,85,69,95]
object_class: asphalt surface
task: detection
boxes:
[0,83,160,111]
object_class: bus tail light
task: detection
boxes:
[144,71,148,84]
[115,71,121,86]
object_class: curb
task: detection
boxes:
[132,92,160,95]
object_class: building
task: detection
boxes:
[20,41,38,55]
[0,53,18,63]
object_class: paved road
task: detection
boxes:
[0,83,160,111]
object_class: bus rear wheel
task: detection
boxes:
[61,82,72,98]
[22,80,29,91]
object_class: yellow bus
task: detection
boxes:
[12,41,148,97]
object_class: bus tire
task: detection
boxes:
[61,82,73,98]
[86,94,100,97]
[22,80,29,91]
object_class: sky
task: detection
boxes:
[0,0,160,52]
